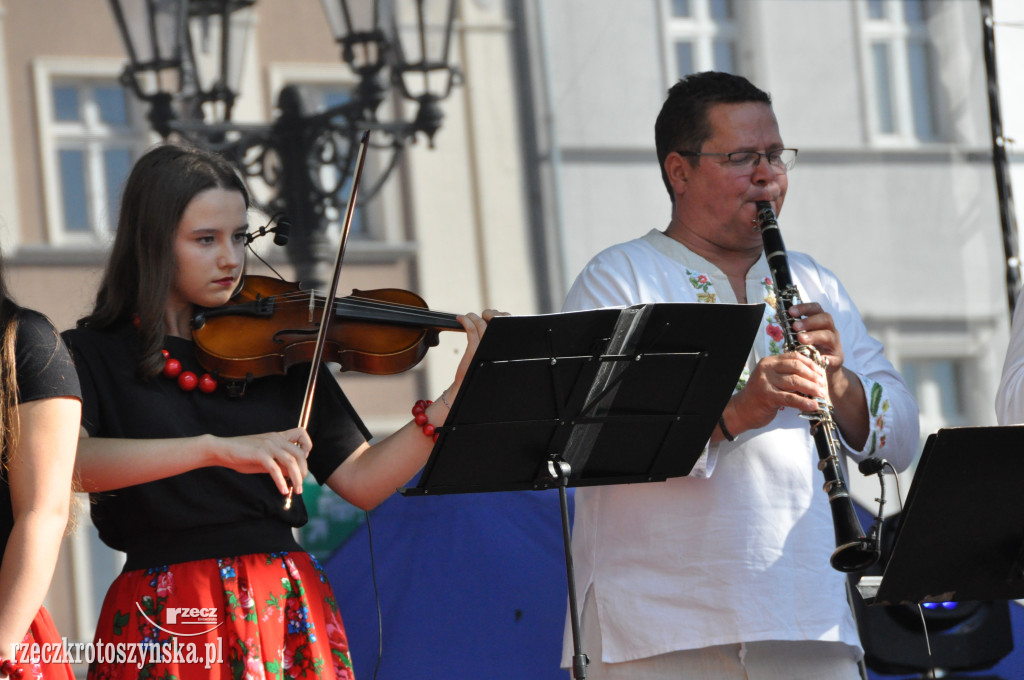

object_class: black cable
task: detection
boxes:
[882,462,938,680]
[244,213,288,280]
[245,242,287,281]
[247,209,382,676]
[245,210,383,672]
[363,510,384,680]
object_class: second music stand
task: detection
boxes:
[858,425,1024,606]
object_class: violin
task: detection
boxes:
[192,275,466,383]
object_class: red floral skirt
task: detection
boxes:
[86,551,353,680]
[16,607,76,680]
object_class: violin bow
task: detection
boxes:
[285,129,371,510]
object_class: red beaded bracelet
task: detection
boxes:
[412,400,440,442]
[1,658,24,679]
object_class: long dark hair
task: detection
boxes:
[0,270,19,462]
[78,143,250,379]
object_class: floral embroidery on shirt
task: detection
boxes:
[683,262,890,458]
[687,272,717,303]
[864,379,891,455]
[684,268,772,391]
[760,277,787,358]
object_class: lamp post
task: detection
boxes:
[107,0,462,290]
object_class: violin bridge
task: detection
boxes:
[308,289,315,325]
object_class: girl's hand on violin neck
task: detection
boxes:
[205,427,312,496]
[450,309,507,398]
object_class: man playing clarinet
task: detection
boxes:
[560,71,920,680]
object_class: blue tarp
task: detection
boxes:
[327,486,573,679]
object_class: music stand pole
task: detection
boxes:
[549,457,589,679]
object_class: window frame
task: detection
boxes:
[659,0,743,83]
[849,323,989,513]
[857,0,941,146]
[32,59,152,247]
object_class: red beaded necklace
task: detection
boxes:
[133,314,217,394]
[160,347,218,394]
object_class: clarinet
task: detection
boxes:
[755,201,878,573]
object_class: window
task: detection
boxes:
[850,355,970,512]
[900,357,969,457]
[266,64,402,246]
[861,0,939,142]
[303,85,368,240]
[251,81,380,244]
[40,76,148,243]
[664,0,738,79]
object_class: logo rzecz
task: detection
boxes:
[137,604,223,636]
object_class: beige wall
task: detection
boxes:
[4,1,123,248]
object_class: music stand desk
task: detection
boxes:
[402,303,764,678]
[858,425,1024,606]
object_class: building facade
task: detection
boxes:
[515,0,1019,504]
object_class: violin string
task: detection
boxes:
[262,300,461,327]
[264,292,461,324]
[265,290,430,312]
[258,291,428,312]
[270,295,453,320]
[336,297,459,322]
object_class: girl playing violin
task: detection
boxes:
[0,254,81,680]
[61,143,498,679]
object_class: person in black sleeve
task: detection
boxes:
[62,143,498,679]
[0,256,81,680]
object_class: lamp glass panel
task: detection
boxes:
[392,0,452,64]
[115,0,186,65]
[322,0,378,41]
[187,12,225,95]
[224,6,255,95]
[321,0,349,40]
[182,4,253,100]
[392,0,455,98]
[322,0,384,70]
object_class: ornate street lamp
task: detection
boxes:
[109,0,256,136]
[321,0,459,143]
[107,0,462,289]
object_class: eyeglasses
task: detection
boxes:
[676,148,798,173]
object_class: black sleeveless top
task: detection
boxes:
[62,321,370,570]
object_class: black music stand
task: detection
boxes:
[857,425,1024,606]
[401,302,764,679]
